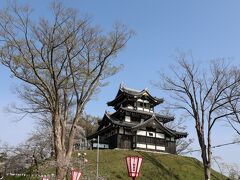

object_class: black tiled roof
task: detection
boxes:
[120,86,163,102]
[107,85,164,106]
[88,112,187,139]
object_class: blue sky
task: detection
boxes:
[1,0,240,170]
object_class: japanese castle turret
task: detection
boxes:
[87,85,188,154]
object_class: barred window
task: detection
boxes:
[146,137,155,144]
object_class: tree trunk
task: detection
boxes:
[55,148,69,180]
[204,165,211,180]
[51,130,55,158]
[53,113,68,180]
[201,144,211,180]
[197,130,211,180]
[206,124,212,180]
[202,153,211,180]
[33,154,39,175]
[56,166,67,180]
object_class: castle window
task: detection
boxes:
[137,102,144,111]
[148,132,153,136]
[144,103,150,109]
[143,103,150,112]
[125,129,131,135]
[138,136,146,143]
[156,139,165,146]
[136,99,152,112]
[146,137,155,144]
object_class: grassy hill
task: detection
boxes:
[6,149,227,180]
[80,149,226,180]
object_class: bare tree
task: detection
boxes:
[0,2,133,179]
[217,162,240,180]
[154,53,240,180]
[223,70,240,136]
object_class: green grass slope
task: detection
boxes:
[76,149,226,180]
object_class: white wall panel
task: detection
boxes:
[125,116,131,122]
[136,143,146,148]
[147,145,155,149]
[156,133,165,139]
[156,146,165,151]
[137,130,146,136]
[119,127,124,134]
[93,143,109,148]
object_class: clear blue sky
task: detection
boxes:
[0,0,240,170]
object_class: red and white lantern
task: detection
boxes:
[126,156,143,179]
[71,170,82,180]
[42,178,49,180]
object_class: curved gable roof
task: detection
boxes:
[107,84,164,107]
[132,115,188,139]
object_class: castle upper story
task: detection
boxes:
[107,84,164,113]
